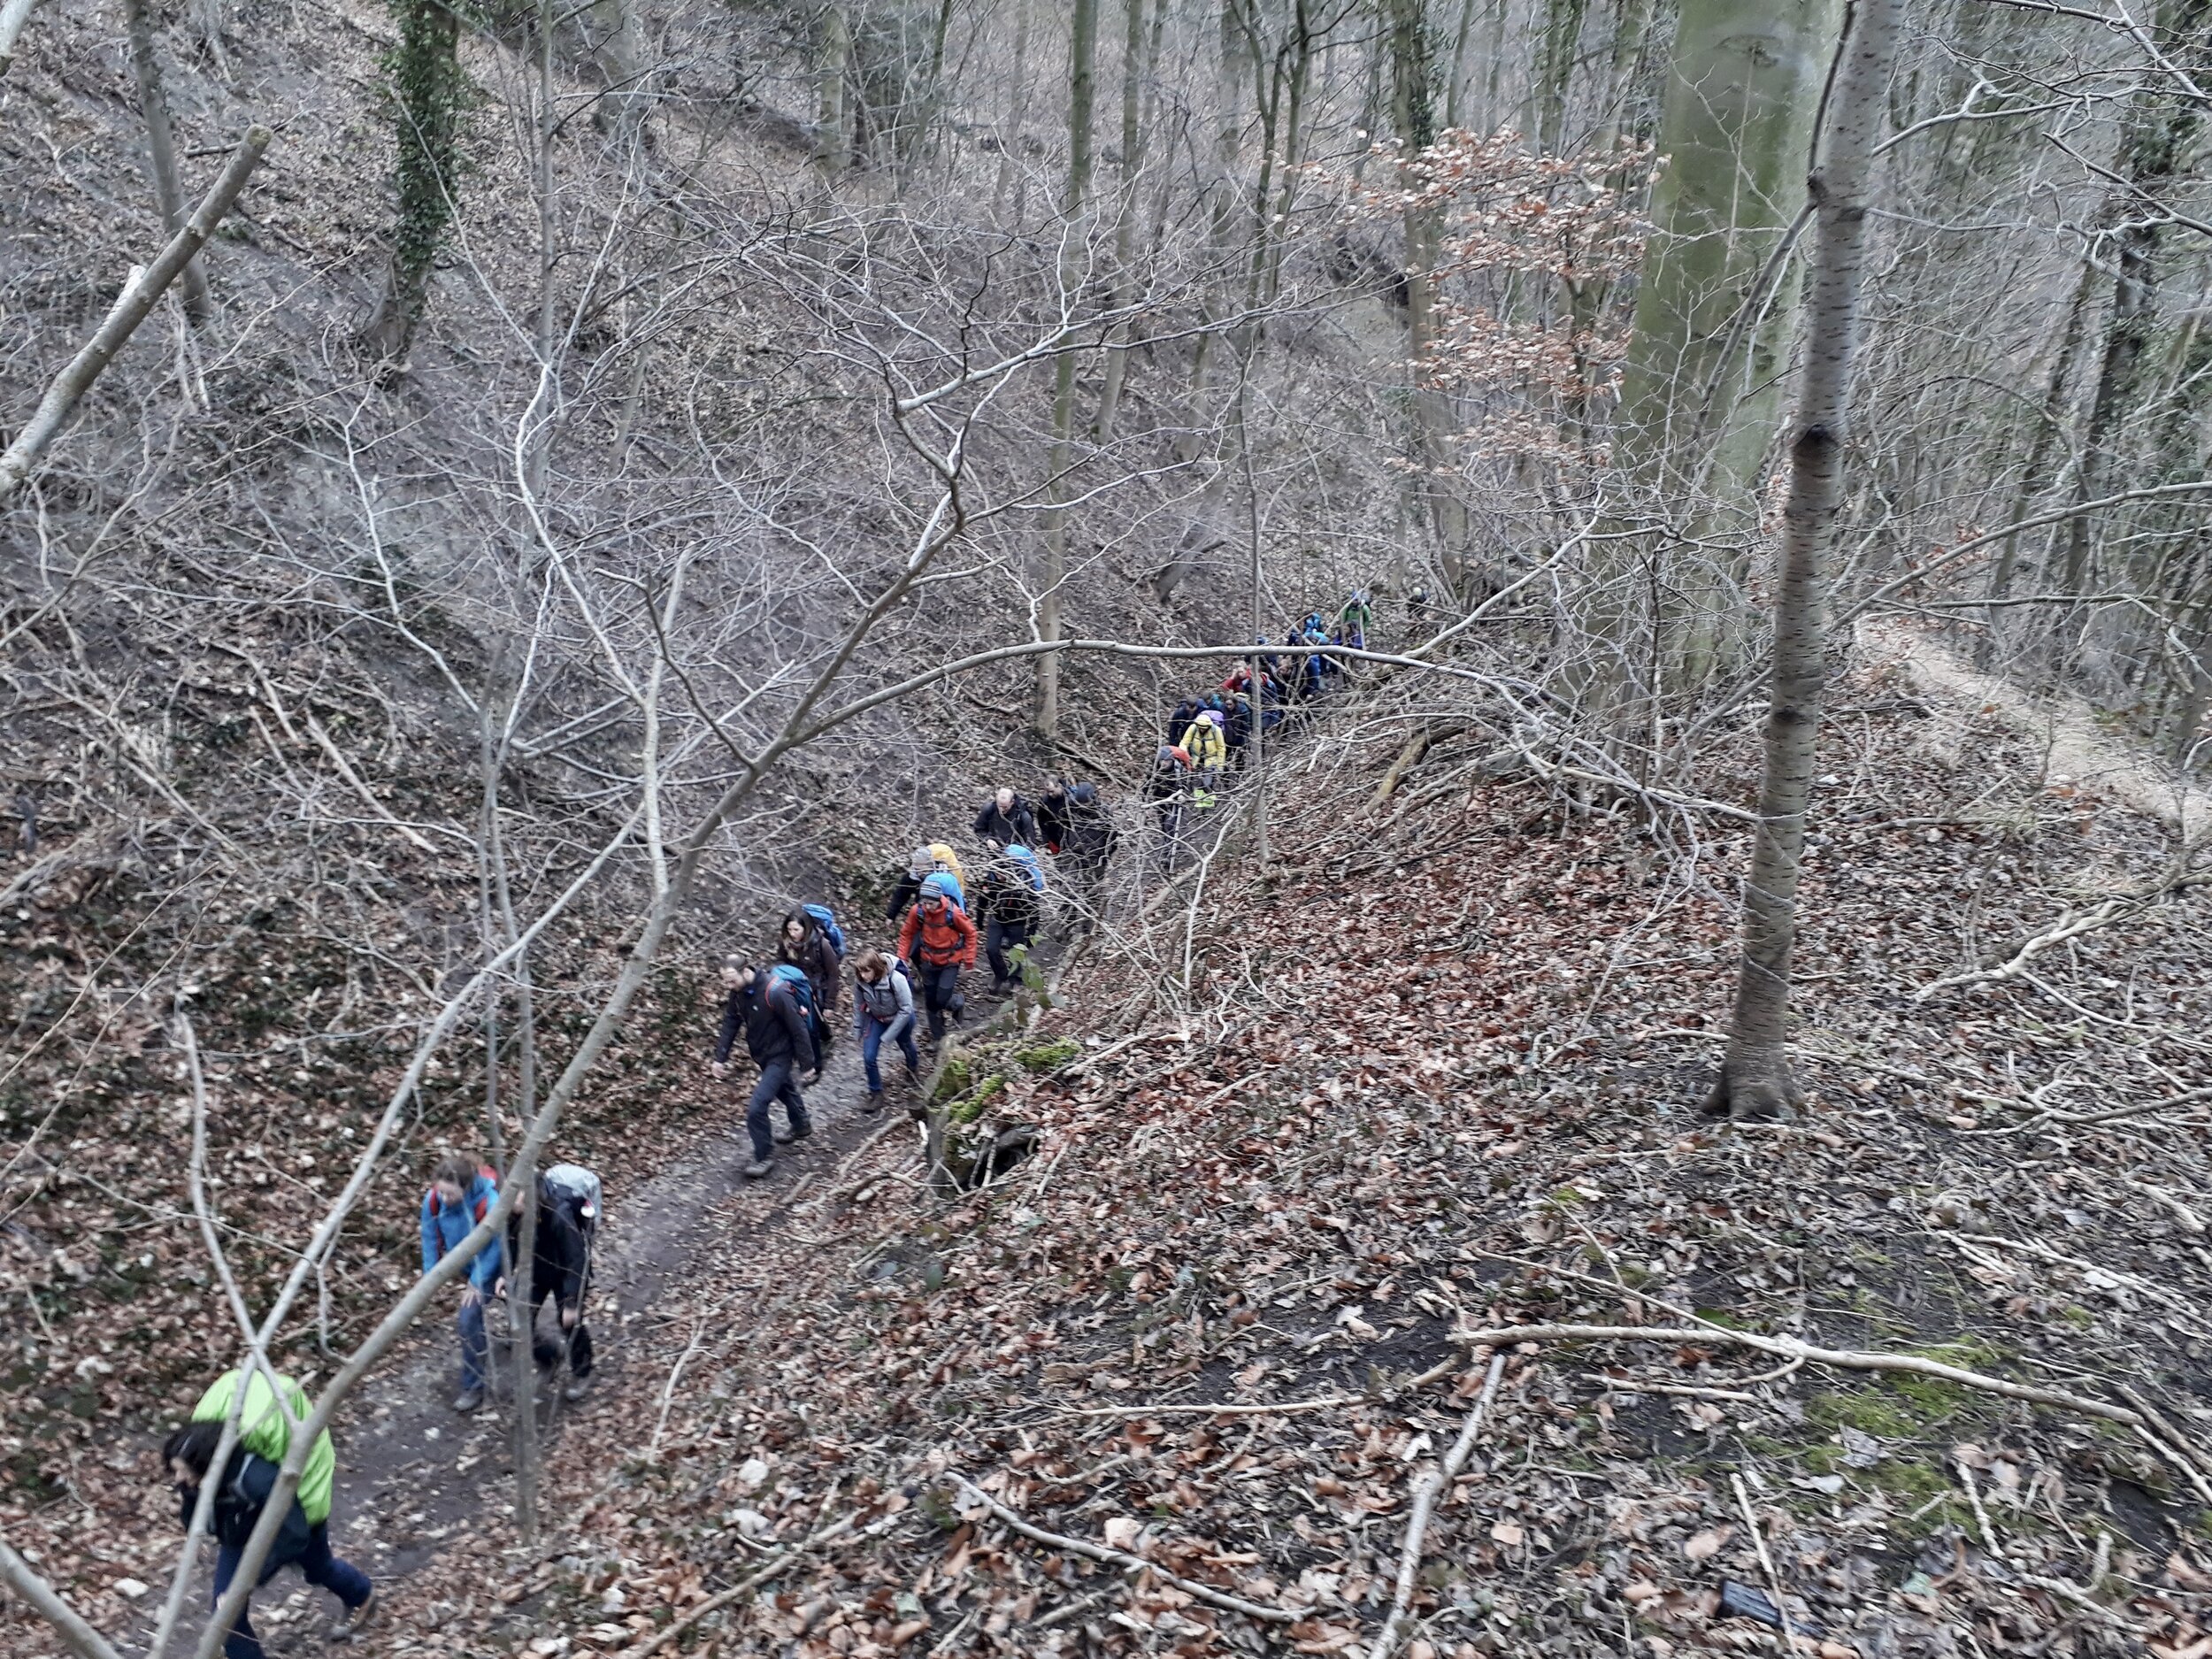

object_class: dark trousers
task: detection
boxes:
[747,1057,810,1160]
[986,918,1032,987]
[457,1293,488,1392]
[918,962,964,1040]
[212,1524,371,1659]
[858,1014,920,1092]
[521,1282,595,1377]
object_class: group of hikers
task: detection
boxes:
[1146,591,1372,848]
[160,1155,603,1656]
[156,589,1383,1657]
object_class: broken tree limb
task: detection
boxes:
[1368,728,1433,811]
[0,126,269,504]
[0,0,39,74]
[1371,1352,1506,1659]
[122,0,211,322]
[0,1535,124,1659]
[947,1473,1297,1624]
[1450,1322,2168,1432]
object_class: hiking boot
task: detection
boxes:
[742,1157,776,1179]
[774,1122,812,1145]
[329,1590,377,1642]
[451,1386,485,1414]
[862,1092,885,1117]
[562,1376,592,1403]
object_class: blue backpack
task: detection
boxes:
[800,902,846,958]
[1003,844,1046,894]
[765,964,827,1048]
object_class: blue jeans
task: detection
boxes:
[747,1058,810,1160]
[858,1014,920,1092]
[918,962,964,1040]
[213,1523,371,1659]
[457,1293,488,1393]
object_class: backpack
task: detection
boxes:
[541,1163,601,1233]
[767,962,828,1048]
[1004,844,1046,894]
[800,903,846,959]
[423,1165,496,1258]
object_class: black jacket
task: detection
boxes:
[1063,801,1116,868]
[506,1176,595,1314]
[979,859,1042,931]
[178,1450,311,1557]
[1037,790,1072,851]
[886,870,926,922]
[776,919,841,1017]
[972,795,1038,848]
[717,976,818,1073]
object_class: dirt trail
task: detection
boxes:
[1860,618,2210,840]
[147,1014,925,1656]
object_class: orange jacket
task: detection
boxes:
[900,895,977,969]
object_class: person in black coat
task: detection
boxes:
[498,1164,600,1398]
[713,956,818,1179]
[1037,781,1072,854]
[972,786,1037,848]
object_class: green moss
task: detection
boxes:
[1015,1038,1080,1073]
[1692,1307,1758,1332]
[949,1075,1005,1125]
[930,1058,972,1104]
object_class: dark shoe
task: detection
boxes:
[742,1158,776,1179]
[562,1376,591,1403]
[329,1590,377,1642]
[774,1122,813,1145]
[451,1386,485,1414]
[863,1093,885,1117]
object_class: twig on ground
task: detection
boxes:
[946,1473,1296,1624]
[1731,1472,1809,1654]
[1371,1352,1507,1659]
[613,1513,864,1659]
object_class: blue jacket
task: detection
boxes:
[420,1172,503,1292]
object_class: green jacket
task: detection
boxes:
[192,1371,334,1526]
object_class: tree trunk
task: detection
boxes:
[1038,0,1101,742]
[814,4,852,180]
[1617,0,1840,495]
[362,0,465,362]
[591,0,648,141]
[1532,0,1589,152]
[1710,0,1900,1122]
[1092,0,1154,442]
[122,0,211,323]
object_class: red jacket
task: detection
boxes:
[900,899,977,969]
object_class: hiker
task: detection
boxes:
[776,908,841,1044]
[1037,780,1072,855]
[715,956,818,1179]
[979,841,1045,992]
[419,1152,502,1412]
[1058,782,1116,931]
[885,844,966,920]
[1179,708,1228,787]
[853,949,921,1105]
[897,875,977,1041]
[972,785,1037,849]
[1164,694,1203,746]
[171,1370,375,1656]
[1339,589,1372,651]
[1148,744,1192,852]
[497,1163,600,1399]
[1223,694,1253,767]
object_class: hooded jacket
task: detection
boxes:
[504,1167,597,1316]
[899,876,979,968]
[192,1371,335,1526]
[776,912,841,1017]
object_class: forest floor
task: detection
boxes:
[262,624,2208,1659]
[25,624,2212,1659]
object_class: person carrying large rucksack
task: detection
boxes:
[886,845,966,920]
[776,909,841,1049]
[897,875,977,1041]
[853,949,921,1105]
[713,956,818,1179]
[1179,709,1227,787]
[419,1152,502,1412]
[972,786,1038,849]
[168,1371,375,1656]
[979,841,1046,992]
[497,1163,601,1401]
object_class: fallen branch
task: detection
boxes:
[1367,729,1433,811]
[1732,1471,1812,1654]
[614,1513,862,1659]
[0,0,40,73]
[0,1535,124,1659]
[1371,1353,1507,1659]
[947,1473,1296,1624]
[0,127,270,503]
[1450,1323,2157,1432]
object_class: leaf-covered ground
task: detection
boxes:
[343,641,2212,1659]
